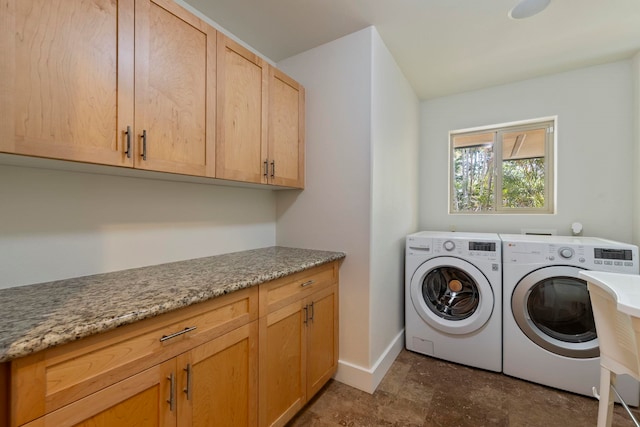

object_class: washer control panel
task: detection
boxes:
[407,236,500,262]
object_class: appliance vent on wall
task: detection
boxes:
[521,228,557,236]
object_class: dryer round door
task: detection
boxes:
[511,265,598,359]
[410,257,494,335]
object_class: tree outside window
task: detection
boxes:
[450,119,555,214]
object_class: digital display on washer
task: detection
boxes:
[594,248,633,260]
[469,242,496,252]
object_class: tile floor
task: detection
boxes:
[288,349,640,426]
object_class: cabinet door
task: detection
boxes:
[134,0,216,177]
[0,0,135,167]
[177,321,258,427]
[258,300,306,427]
[22,360,176,427]
[306,284,339,398]
[216,35,268,184]
[267,67,305,188]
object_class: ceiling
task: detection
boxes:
[183,0,640,100]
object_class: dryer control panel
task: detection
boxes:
[502,237,638,274]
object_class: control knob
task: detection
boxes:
[559,247,574,259]
[443,240,456,251]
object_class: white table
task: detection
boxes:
[579,271,640,317]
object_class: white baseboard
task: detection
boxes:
[333,329,405,394]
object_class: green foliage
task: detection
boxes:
[453,146,494,211]
[453,147,545,212]
[502,158,545,208]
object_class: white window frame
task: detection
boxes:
[448,116,556,214]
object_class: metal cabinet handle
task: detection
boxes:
[167,373,175,411]
[270,160,275,178]
[160,326,197,342]
[264,160,269,178]
[300,280,314,288]
[303,305,309,324]
[309,301,314,322]
[124,126,131,158]
[183,363,192,400]
[141,129,147,160]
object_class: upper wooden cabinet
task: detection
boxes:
[134,0,216,177]
[216,35,268,185]
[0,0,304,188]
[0,0,216,177]
[0,0,135,167]
[217,35,305,188]
[268,67,305,189]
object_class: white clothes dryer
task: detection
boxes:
[405,231,502,372]
[501,234,640,404]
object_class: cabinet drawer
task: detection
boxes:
[11,286,258,426]
[259,262,337,316]
[21,360,175,427]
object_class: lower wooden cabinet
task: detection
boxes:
[177,322,258,427]
[305,284,339,399]
[22,360,176,427]
[20,322,258,427]
[6,261,339,426]
[258,263,339,427]
[260,299,306,426]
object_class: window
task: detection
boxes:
[449,118,555,214]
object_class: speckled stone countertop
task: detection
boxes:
[0,246,345,363]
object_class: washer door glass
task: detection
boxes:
[512,266,598,358]
[423,267,479,321]
[410,257,495,335]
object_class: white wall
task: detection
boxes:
[275,28,373,371]
[369,30,419,368]
[1,2,287,291]
[420,60,635,242]
[276,27,419,392]
[0,166,276,288]
[633,52,640,246]
[177,0,272,64]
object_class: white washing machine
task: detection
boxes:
[405,231,502,372]
[501,234,640,403]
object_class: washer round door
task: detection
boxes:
[511,265,598,359]
[410,257,494,335]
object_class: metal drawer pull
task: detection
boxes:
[184,363,192,400]
[264,160,269,177]
[300,280,315,288]
[167,373,175,411]
[309,301,315,322]
[160,326,197,342]
[124,126,131,158]
[303,305,309,324]
[141,129,147,160]
[270,160,275,178]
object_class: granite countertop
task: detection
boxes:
[0,246,345,363]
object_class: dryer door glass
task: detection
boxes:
[511,265,599,358]
[527,276,596,343]
[422,267,480,321]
